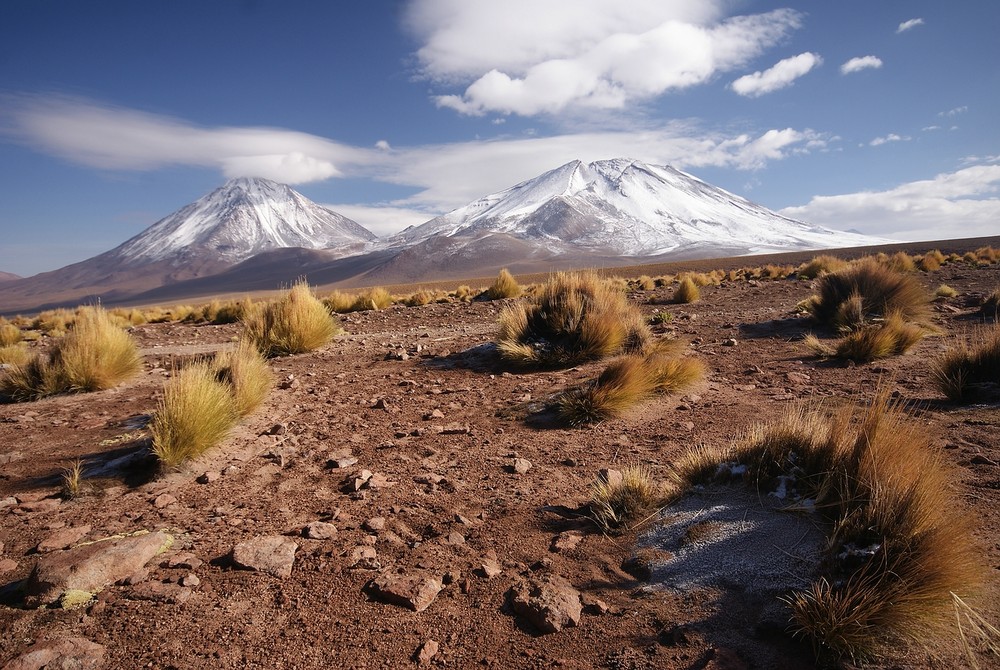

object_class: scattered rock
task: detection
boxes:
[414,639,439,666]
[197,471,220,484]
[166,552,203,570]
[267,423,288,435]
[2,637,105,670]
[368,569,443,612]
[442,531,465,545]
[363,517,386,532]
[785,371,811,385]
[581,593,610,615]
[180,573,200,588]
[435,423,470,435]
[24,530,174,608]
[722,338,738,347]
[424,409,445,420]
[474,550,502,579]
[342,470,373,492]
[328,456,359,469]
[153,493,177,509]
[35,525,91,553]
[128,581,194,605]
[511,458,532,475]
[0,558,17,574]
[508,575,582,634]
[231,536,298,579]
[347,545,380,570]
[598,468,623,488]
[373,398,391,410]
[303,521,338,540]
[549,531,583,553]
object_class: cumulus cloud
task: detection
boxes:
[730,52,822,97]
[840,55,882,75]
[406,1,804,116]
[780,165,1000,239]
[869,133,910,146]
[0,94,370,183]
[897,18,925,33]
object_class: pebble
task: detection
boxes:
[512,458,532,474]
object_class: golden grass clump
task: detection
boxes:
[324,287,393,313]
[452,285,477,302]
[933,326,1000,402]
[805,311,928,363]
[589,464,669,534]
[671,392,982,661]
[981,289,1000,321]
[484,268,523,300]
[212,340,272,416]
[242,281,339,357]
[556,343,703,426]
[0,323,23,346]
[808,258,931,331]
[935,284,958,299]
[884,251,917,273]
[917,250,944,272]
[402,289,435,307]
[672,276,700,304]
[0,344,31,367]
[151,362,238,469]
[797,254,849,280]
[496,272,651,368]
[1,306,141,401]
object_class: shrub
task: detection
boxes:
[808,259,930,331]
[243,281,339,357]
[213,340,272,416]
[0,324,23,346]
[496,272,651,368]
[672,392,981,661]
[672,277,700,304]
[151,362,237,469]
[798,255,849,280]
[933,326,1000,402]
[1,306,141,401]
[805,312,928,363]
[589,464,667,534]
[484,268,523,300]
[556,344,703,426]
[981,289,1000,322]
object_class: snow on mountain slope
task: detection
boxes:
[112,177,378,266]
[394,158,888,255]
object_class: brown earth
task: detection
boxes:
[1,260,999,669]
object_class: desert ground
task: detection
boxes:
[1,249,999,669]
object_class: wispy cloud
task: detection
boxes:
[896,18,924,33]
[731,52,822,97]
[405,1,804,116]
[840,55,882,75]
[869,133,910,146]
[939,106,968,117]
[781,164,1000,238]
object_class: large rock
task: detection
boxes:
[24,531,173,608]
[231,536,298,578]
[2,637,105,670]
[508,575,582,634]
[368,570,443,612]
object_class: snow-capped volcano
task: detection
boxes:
[394,158,886,256]
[112,176,378,266]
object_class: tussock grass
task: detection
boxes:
[213,340,272,416]
[981,289,1000,322]
[452,285,476,302]
[797,255,849,280]
[1,306,141,401]
[484,268,523,300]
[556,343,703,426]
[808,259,931,331]
[805,312,928,362]
[935,284,958,299]
[589,464,669,534]
[672,276,700,304]
[917,250,945,272]
[151,362,238,469]
[671,392,982,662]
[243,281,339,357]
[496,271,651,368]
[933,326,1000,402]
[323,287,393,313]
[0,344,31,367]
[885,251,917,273]
[0,324,23,347]
[60,459,86,499]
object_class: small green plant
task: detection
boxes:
[672,276,700,304]
[484,268,523,300]
[649,311,672,325]
[243,281,339,357]
[151,362,238,469]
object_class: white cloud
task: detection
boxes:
[407,1,804,116]
[1,94,371,184]
[869,133,910,146]
[897,18,925,33]
[730,52,822,97]
[780,165,1000,239]
[375,140,392,151]
[321,204,432,237]
[840,55,882,75]
[939,106,968,117]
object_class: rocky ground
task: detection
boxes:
[1,260,999,670]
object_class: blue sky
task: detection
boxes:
[1,0,998,277]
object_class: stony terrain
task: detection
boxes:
[1,260,999,669]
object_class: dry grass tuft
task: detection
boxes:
[496,272,651,368]
[809,259,931,331]
[0,324,23,347]
[213,340,272,416]
[885,251,917,273]
[589,464,670,534]
[1,306,141,401]
[671,392,982,662]
[243,281,339,357]
[797,255,849,280]
[917,250,944,272]
[806,312,929,363]
[484,268,523,300]
[935,284,958,299]
[981,289,1000,322]
[0,344,31,367]
[60,459,86,499]
[672,276,700,304]
[933,326,1000,402]
[151,362,238,469]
